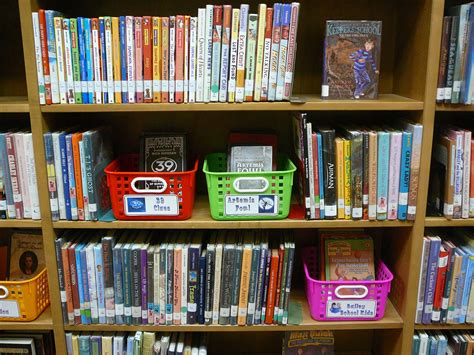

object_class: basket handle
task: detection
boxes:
[0,286,9,299]
[233,177,269,193]
[334,285,368,299]
[131,177,168,193]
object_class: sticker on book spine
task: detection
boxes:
[124,194,179,216]
[0,300,20,318]
[224,194,278,216]
[326,300,376,319]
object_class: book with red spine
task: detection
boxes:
[161,18,170,103]
[184,16,190,103]
[175,15,185,103]
[283,2,300,100]
[431,246,449,322]
[261,7,273,102]
[5,133,23,219]
[142,16,153,103]
[68,240,81,324]
[312,133,320,219]
[264,249,279,324]
[61,241,74,324]
[39,10,52,104]
[273,243,285,324]
[134,17,144,103]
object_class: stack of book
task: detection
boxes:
[32,3,300,105]
[430,125,474,219]
[43,128,113,221]
[415,229,474,325]
[293,113,423,221]
[55,230,295,326]
[413,330,474,355]
[0,131,40,220]
[436,3,474,105]
[65,332,207,355]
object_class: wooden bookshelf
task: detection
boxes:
[0,96,29,113]
[424,216,474,227]
[414,323,474,330]
[0,219,42,228]
[0,306,53,330]
[436,104,474,111]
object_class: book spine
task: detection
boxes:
[159,245,166,324]
[102,237,115,324]
[441,246,455,323]
[275,4,290,101]
[230,245,242,325]
[336,139,345,219]
[153,247,159,325]
[112,17,121,103]
[71,134,84,220]
[126,16,136,103]
[471,140,474,216]
[131,247,141,325]
[85,246,98,324]
[62,19,75,104]
[405,123,423,220]
[268,4,281,101]
[260,8,273,101]
[321,130,336,219]
[147,247,154,324]
[169,16,176,103]
[282,242,295,324]
[55,239,68,323]
[184,16,190,103]
[415,238,431,323]
[212,243,223,325]
[68,246,81,324]
[362,132,370,219]
[140,247,148,324]
[175,15,185,103]
[173,245,182,325]
[210,6,222,102]
[166,245,174,325]
[283,2,299,100]
[161,17,169,103]
[6,134,23,219]
[312,134,321,219]
[134,17,144,103]
[447,254,462,323]
[58,134,71,220]
[235,4,249,102]
[219,6,231,102]
[75,247,86,324]
[38,10,52,104]
[204,245,215,325]
[79,248,91,324]
[260,249,271,323]
[198,251,206,324]
[43,133,57,220]
[388,132,402,220]
[143,16,153,103]
[227,8,240,102]
[246,243,260,325]
[368,132,378,220]
[437,17,452,103]
[265,250,279,324]
[113,246,124,325]
[422,239,441,324]
[306,121,315,219]
[94,244,106,324]
[99,18,108,104]
[196,9,206,103]
[453,131,464,219]
[273,246,284,323]
[32,13,45,104]
[119,16,128,103]
[104,17,115,103]
[187,246,199,324]
[91,19,102,104]
[254,4,266,101]
[376,131,390,220]
[77,18,89,104]
[432,249,449,322]
[78,141,89,220]
[52,133,65,219]
[61,245,74,324]
[83,18,94,103]
[351,133,363,220]
[219,245,233,325]
[277,244,288,324]
[122,246,132,324]
[152,17,162,103]
[54,16,67,104]
[445,16,459,103]
[398,131,412,220]
[452,7,470,104]
[181,245,188,324]
[237,245,251,325]
[189,17,197,103]
[244,14,257,101]
[46,11,60,103]
[462,131,471,218]
[203,6,213,102]
[254,244,267,324]
[70,19,82,103]
[317,133,325,219]
[13,134,30,219]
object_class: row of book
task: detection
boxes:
[292,113,423,221]
[44,128,113,221]
[32,4,300,105]
[416,229,474,325]
[0,131,40,220]
[430,126,474,219]
[0,332,54,355]
[55,230,295,326]
[436,3,474,104]
[66,332,208,355]
[413,330,474,355]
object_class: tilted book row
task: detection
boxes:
[413,330,474,355]
[66,332,208,355]
[292,113,423,221]
[415,229,474,325]
[32,4,300,105]
[55,230,295,326]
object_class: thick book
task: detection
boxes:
[422,235,441,324]
[437,17,452,103]
[319,127,337,219]
[416,238,431,323]
[445,16,459,103]
[322,20,382,99]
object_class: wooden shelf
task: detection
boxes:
[40,94,423,113]
[424,217,474,227]
[436,104,474,112]
[0,306,53,330]
[52,196,414,229]
[0,96,29,113]
[0,219,42,228]
[63,291,403,332]
[414,323,474,330]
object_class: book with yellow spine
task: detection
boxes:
[343,139,352,219]
[237,236,252,325]
[152,17,162,103]
[227,8,240,102]
[335,138,345,219]
[111,17,121,103]
[253,4,266,101]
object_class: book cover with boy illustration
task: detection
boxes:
[322,21,382,100]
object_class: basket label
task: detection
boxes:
[326,300,377,319]
[224,195,278,216]
[124,194,179,216]
[0,300,20,318]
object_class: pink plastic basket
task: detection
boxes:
[302,247,393,321]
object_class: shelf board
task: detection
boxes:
[436,104,474,112]
[414,323,474,330]
[41,94,423,113]
[424,216,474,227]
[63,291,402,332]
[0,219,42,228]
[0,96,29,113]
[0,306,53,330]
[53,196,413,229]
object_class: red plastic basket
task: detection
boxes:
[104,154,198,220]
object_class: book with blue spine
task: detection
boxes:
[65,134,78,220]
[78,334,90,355]
[79,243,91,324]
[43,132,59,220]
[77,18,89,104]
[197,249,206,325]
[275,4,291,101]
[74,242,86,324]
[119,16,128,103]
[90,335,101,355]
[0,133,16,219]
[398,130,412,220]
[454,248,469,323]
[457,244,474,323]
[99,18,108,104]
[59,132,71,220]
[254,237,268,324]
[113,237,125,325]
[376,131,390,220]
[84,18,94,104]
[187,235,201,324]
[85,240,99,324]
[45,10,60,103]
[422,235,441,324]
[94,242,106,324]
[317,132,325,219]
[122,241,133,325]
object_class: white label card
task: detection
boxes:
[224,195,278,216]
[326,300,377,319]
[0,300,20,318]
[124,194,179,216]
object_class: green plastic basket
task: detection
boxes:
[203,153,296,220]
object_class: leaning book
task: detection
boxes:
[322,20,382,100]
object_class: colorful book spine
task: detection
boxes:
[166,243,174,325]
[113,242,124,325]
[181,243,188,324]
[235,4,249,102]
[104,17,115,103]
[275,4,290,101]
[368,131,377,220]
[91,18,102,104]
[38,10,52,104]
[204,6,213,103]
[311,133,321,219]
[175,15,185,103]
[254,4,266,101]
[84,18,94,103]
[471,139,474,217]
[432,247,450,322]
[238,240,252,325]
[71,133,84,220]
[143,16,153,103]
[77,18,88,103]
[70,18,82,104]
[246,240,260,325]
[405,122,423,220]
[99,18,108,104]
[462,131,472,218]
[210,6,222,102]
[169,16,176,103]
[54,15,67,103]
[416,238,431,323]
[161,17,169,103]
[268,4,281,101]
[58,133,71,220]
[343,139,351,219]
[140,245,148,324]
[227,8,240,102]
[51,132,65,219]
[102,237,115,324]
[119,16,128,103]
[219,6,231,103]
[173,243,182,325]
[283,2,300,100]
[13,134,30,219]
[398,131,412,220]
[78,141,89,220]
[317,132,325,219]
[94,243,106,324]
[131,245,141,325]
[376,131,390,220]
[45,10,60,103]
[5,134,23,219]
[230,241,242,325]
[335,138,345,219]
[126,16,136,103]
[112,17,121,103]
[152,17,162,103]
[62,19,75,104]
[184,16,190,103]
[24,133,40,219]
[196,9,206,103]
[260,7,273,101]
[135,17,144,103]
[362,132,369,220]
[422,237,441,324]
[122,243,132,325]
[388,131,402,220]
[350,132,363,220]
[189,17,197,103]
[244,14,258,101]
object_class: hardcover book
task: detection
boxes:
[322,20,382,100]
[140,133,187,172]
[9,231,44,280]
[283,331,334,355]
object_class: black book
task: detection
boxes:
[318,127,337,219]
[131,243,142,325]
[139,132,187,172]
[219,234,235,325]
[101,234,115,324]
[204,238,216,325]
[54,237,68,324]
[362,131,370,219]
[246,235,261,325]
[445,16,459,103]
[437,16,452,103]
[292,112,311,219]
[197,249,207,325]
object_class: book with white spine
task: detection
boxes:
[105,17,115,103]
[254,4,267,101]
[462,130,471,218]
[153,245,160,325]
[23,133,41,219]
[196,9,206,102]
[244,14,258,101]
[13,133,31,219]
[45,10,60,103]
[91,19,103,104]
[62,19,75,104]
[32,13,45,104]
[52,132,66,220]
[204,5,213,102]
[227,8,240,102]
[212,234,224,325]
[219,5,232,102]
[181,239,188,324]
[260,7,273,101]
[268,4,281,101]
[210,6,222,102]
[126,16,136,103]
[235,4,249,102]
[54,16,68,104]
[275,4,291,101]
[189,17,197,103]
[169,16,176,103]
